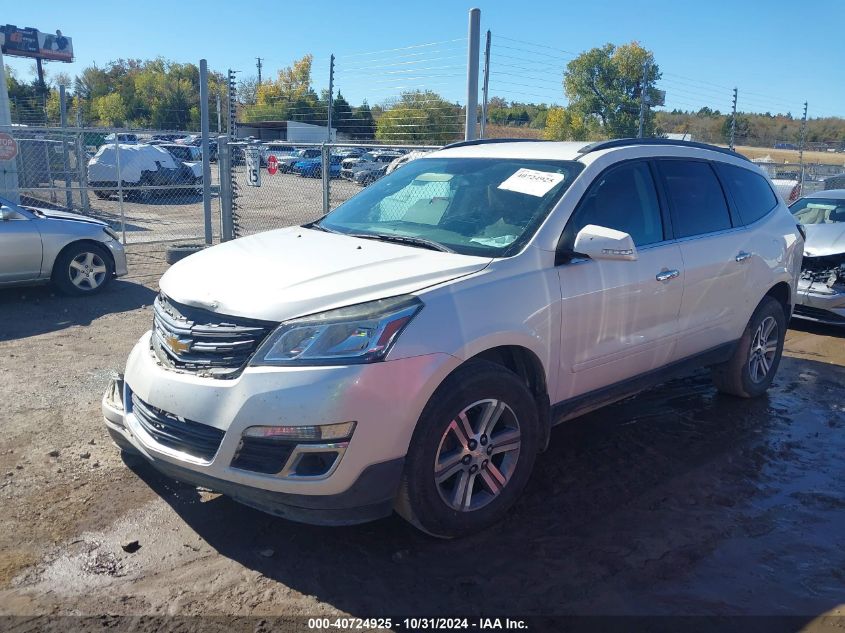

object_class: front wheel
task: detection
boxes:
[53,242,114,296]
[710,296,786,398]
[395,361,540,538]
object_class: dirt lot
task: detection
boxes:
[1,247,844,630]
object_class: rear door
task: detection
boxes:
[556,160,685,399]
[0,204,43,283]
[655,159,752,359]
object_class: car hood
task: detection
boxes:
[803,223,845,257]
[159,226,492,322]
[27,207,107,227]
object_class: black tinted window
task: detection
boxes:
[659,160,732,238]
[563,161,663,249]
[718,163,778,225]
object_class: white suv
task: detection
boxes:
[103,139,803,537]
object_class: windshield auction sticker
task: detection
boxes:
[498,168,565,197]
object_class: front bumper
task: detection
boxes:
[103,238,128,277]
[103,332,459,524]
[794,279,845,325]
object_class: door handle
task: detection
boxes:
[656,269,680,282]
[735,251,752,263]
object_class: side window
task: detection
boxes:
[659,160,732,238]
[562,161,663,250]
[717,163,778,225]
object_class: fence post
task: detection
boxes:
[75,133,90,214]
[729,88,738,151]
[113,135,127,244]
[218,135,234,241]
[59,85,73,209]
[200,59,213,245]
[799,101,808,195]
[321,143,330,215]
[480,30,491,139]
[0,47,21,202]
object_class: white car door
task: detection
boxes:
[0,203,43,283]
[556,160,684,400]
[655,159,752,359]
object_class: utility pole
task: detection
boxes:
[326,54,334,141]
[480,30,491,139]
[729,87,738,151]
[799,101,808,194]
[464,8,481,141]
[637,58,649,138]
[256,57,263,85]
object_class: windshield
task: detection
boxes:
[318,157,583,257]
[790,197,845,224]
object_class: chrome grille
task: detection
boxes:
[152,293,276,378]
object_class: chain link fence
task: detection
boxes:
[1,126,221,245]
[227,141,439,238]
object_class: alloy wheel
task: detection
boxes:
[748,315,778,383]
[69,252,107,290]
[434,398,521,512]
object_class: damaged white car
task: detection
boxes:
[791,189,845,325]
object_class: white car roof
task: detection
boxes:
[427,139,754,170]
[801,189,845,200]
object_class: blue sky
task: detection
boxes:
[4,0,844,118]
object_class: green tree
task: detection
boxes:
[375,91,462,144]
[351,101,376,139]
[93,93,127,126]
[563,41,661,138]
[543,107,590,140]
[332,92,354,135]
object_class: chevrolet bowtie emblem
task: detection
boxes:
[166,335,192,354]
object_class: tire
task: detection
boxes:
[165,244,205,265]
[710,296,786,398]
[94,190,111,200]
[53,242,114,296]
[395,360,540,538]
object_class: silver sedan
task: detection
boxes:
[0,196,128,295]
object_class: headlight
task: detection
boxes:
[251,295,422,366]
[103,226,120,241]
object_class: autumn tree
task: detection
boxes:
[562,41,661,138]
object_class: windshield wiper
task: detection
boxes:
[304,221,340,234]
[350,233,454,253]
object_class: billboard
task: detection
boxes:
[0,25,73,62]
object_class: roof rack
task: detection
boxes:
[442,138,548,150]
[576,138,750,162]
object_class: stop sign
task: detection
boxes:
[267,155,278,175]
[0,133,18,161]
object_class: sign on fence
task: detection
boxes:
[267,155,278,175]
[246,146,261,187]
[0,133,18,161]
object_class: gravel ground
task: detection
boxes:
[1,246,844,630]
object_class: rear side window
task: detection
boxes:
[659,160,732,238]
[717,163,778,225]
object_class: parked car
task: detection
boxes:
[340,151,403,180]
[158,144,204,183]
[261,143,297,167]
[789,189,845,324]
[88,143,200,198]
[0,195,127,295]
[103,133,139,145]
[354,164,387,186]
[293,154,342,178]
[104,138,802,537]
[275,148,322,173]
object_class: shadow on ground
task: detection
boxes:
[125,356,845,619]
[0,280,156,341]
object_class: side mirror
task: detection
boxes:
[573,224,638,261]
